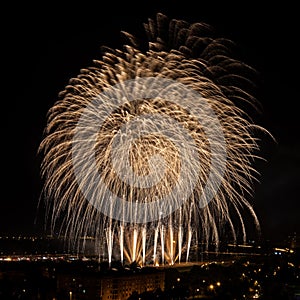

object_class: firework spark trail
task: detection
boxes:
[39,13,272,266]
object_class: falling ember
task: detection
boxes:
[39,13,272,266]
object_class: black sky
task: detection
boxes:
[2,1,299,243]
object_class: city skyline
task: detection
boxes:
[2,1,299,246]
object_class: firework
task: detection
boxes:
[39,13,271,266]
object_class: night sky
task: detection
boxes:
[2,2,299,243]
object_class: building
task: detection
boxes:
[56,263,165,300]
[100,269,165,300]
